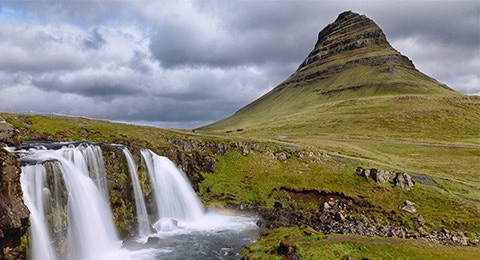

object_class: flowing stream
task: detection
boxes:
[17,143,258,260]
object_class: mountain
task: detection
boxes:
[200,11,479,144]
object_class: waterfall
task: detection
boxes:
[20,165,57,260]
[141,149,204,227]
[20,145,120,260]
[122,148,151,237]
[79,145,110,203]
[18,143,255,259]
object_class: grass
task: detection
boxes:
[242,227,480,260]
[201,95,480,144]
[199,148,480,230]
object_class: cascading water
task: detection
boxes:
[21,146,120,260]
[122,148,151,237]
[18,143,258,260]
[140,149,204,227]
[79,145,110,203]
[20,164,57,260]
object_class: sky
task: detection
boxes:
[0,0,478,129]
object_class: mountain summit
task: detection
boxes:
[200,11,479,141]
[275,10,452,95]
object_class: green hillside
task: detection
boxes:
[199,11,468,143]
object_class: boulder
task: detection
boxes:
[277,240,296,255]
[401,200,416,213]
[394,172,415,190]
[417,214,425,226]
[370,169,395,183]
[274,152,288,162]
[356,167,370,179]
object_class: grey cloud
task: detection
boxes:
[367,1,479,49]
[128,51,152,74]
[149,1,330,68]
[0,0,478,129]
[32,70,146,99]
[149,22,314,68]
[83,28,106,50]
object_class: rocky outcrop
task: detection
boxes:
[257,193,479,246]
[0,117,18,147]
[370,169,395,183]
[0,149,29,259]
[167,138,230,191]
[394,172,415,191]
[356,167,415,190]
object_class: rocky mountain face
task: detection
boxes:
[275,10,452,94]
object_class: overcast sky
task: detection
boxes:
[0,0,478,129]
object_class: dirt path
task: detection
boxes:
[300,137,480,149]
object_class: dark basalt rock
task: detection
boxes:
[0,149,30,259]
[274,10,427,94]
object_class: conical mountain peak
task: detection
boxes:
[201,11,458,132]
[299,11,392,69]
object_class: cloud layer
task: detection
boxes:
[0,1,478,128]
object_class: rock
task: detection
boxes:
[417,227,429,236]
[335,212,346,223]
[405,200,415,206]
[202,156,216,173]
[146,236,160,244]
[370,169,395,183]
[0,118,19,146]
[401,200,416,213]
[241,146,249,156]
[394,172,415,190]
[322,202,331,211]
[277,240,296,255]
[303,230,314,236]
[274,152,288,162]
[274,201,283,209]
[362,169,370,179]
[231,142,250,156]
[0,149,30,258]
[152,218,178,232]
[460,236,469,246]
[356,167,370,179]
[417,215,425,226]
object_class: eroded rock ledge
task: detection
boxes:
[255,187,479,246]
[0,149,30,259]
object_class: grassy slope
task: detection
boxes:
[242,227,480,260]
